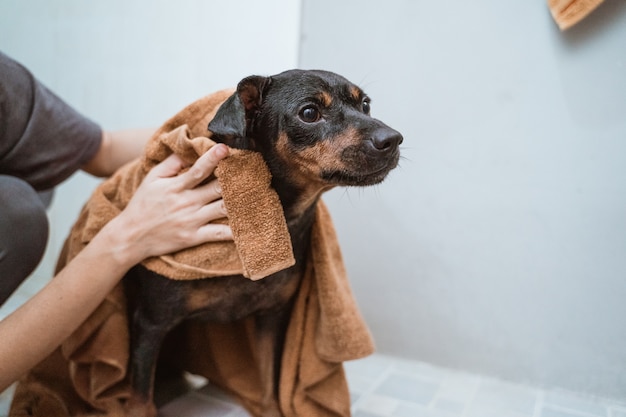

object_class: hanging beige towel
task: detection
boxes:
[548,0,605,30]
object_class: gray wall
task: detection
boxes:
[300,0,626,400]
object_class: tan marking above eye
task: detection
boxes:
[350,86,362,101]
[317,91,333,107]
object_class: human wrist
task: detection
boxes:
[95,215,148,270]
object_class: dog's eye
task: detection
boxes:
[362,99,371,115]
[299,106,321,123]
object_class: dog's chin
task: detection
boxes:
[321,164,397,186]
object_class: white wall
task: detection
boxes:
[300,0,626,401]
[0,0,301,278]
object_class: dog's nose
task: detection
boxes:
[370,127,403,152]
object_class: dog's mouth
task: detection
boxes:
[321,154,400,186]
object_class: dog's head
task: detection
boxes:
[209,69,402,190]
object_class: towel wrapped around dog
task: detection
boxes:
[9,90,375,417]
[78,88,295,281]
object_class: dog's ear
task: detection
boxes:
[208,75,271,149]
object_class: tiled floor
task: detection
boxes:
[2,352,626,417]
[2,276,626,417]
[344,355,626,417]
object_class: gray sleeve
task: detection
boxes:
[0,51,102,191]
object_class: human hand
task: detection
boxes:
[106,144,233,265]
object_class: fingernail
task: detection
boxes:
[214,144,229,158]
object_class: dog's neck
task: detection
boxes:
[258,149,331,223]
[270,176,332,260]
[272,177,324,224]
[250,137,334,255]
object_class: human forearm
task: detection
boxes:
[0,223,137,390]
[82,128,156,177]
[0,145,232,391]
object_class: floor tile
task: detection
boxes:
[375,373,440,406]
[541,406,591,417]
[351,391,364,406]
[357,394,399,416]
[346,355,395,380]
[433,397,466,414]
[2,349,626,417]
[347,370,381,393]
[393,402,455,417]
[466,377,538,417]
[544,390,608,417]
[390,358,448,384]
[354,411,387,417]
[196,384,241,405]
[158,392,239,417]
[392,402,430,417]
[437,372,480,402]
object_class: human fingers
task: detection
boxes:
[178,144,230,189]
[194,199,228,224]
[194,223,233,243]
[145,153,187,180]
[189,179,224,206]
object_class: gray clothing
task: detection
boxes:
[0,51,102,190]
[0,51,102,303]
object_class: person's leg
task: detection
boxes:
[0,175,49,305]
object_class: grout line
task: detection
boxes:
[459,374,482,417]
[533,389,545,417]
[541,403,609,417]
[427,370,456,413]
[427,378,444,411]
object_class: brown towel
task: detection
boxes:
[10,89,375,417]
[77,88,294,281]
[548,0,605,30]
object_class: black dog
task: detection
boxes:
[124,69,402,417]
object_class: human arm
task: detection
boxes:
[1,52,151,186]
[0,144,232,391]
[81,128,156,177]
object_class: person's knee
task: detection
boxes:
[0,176,49,303]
